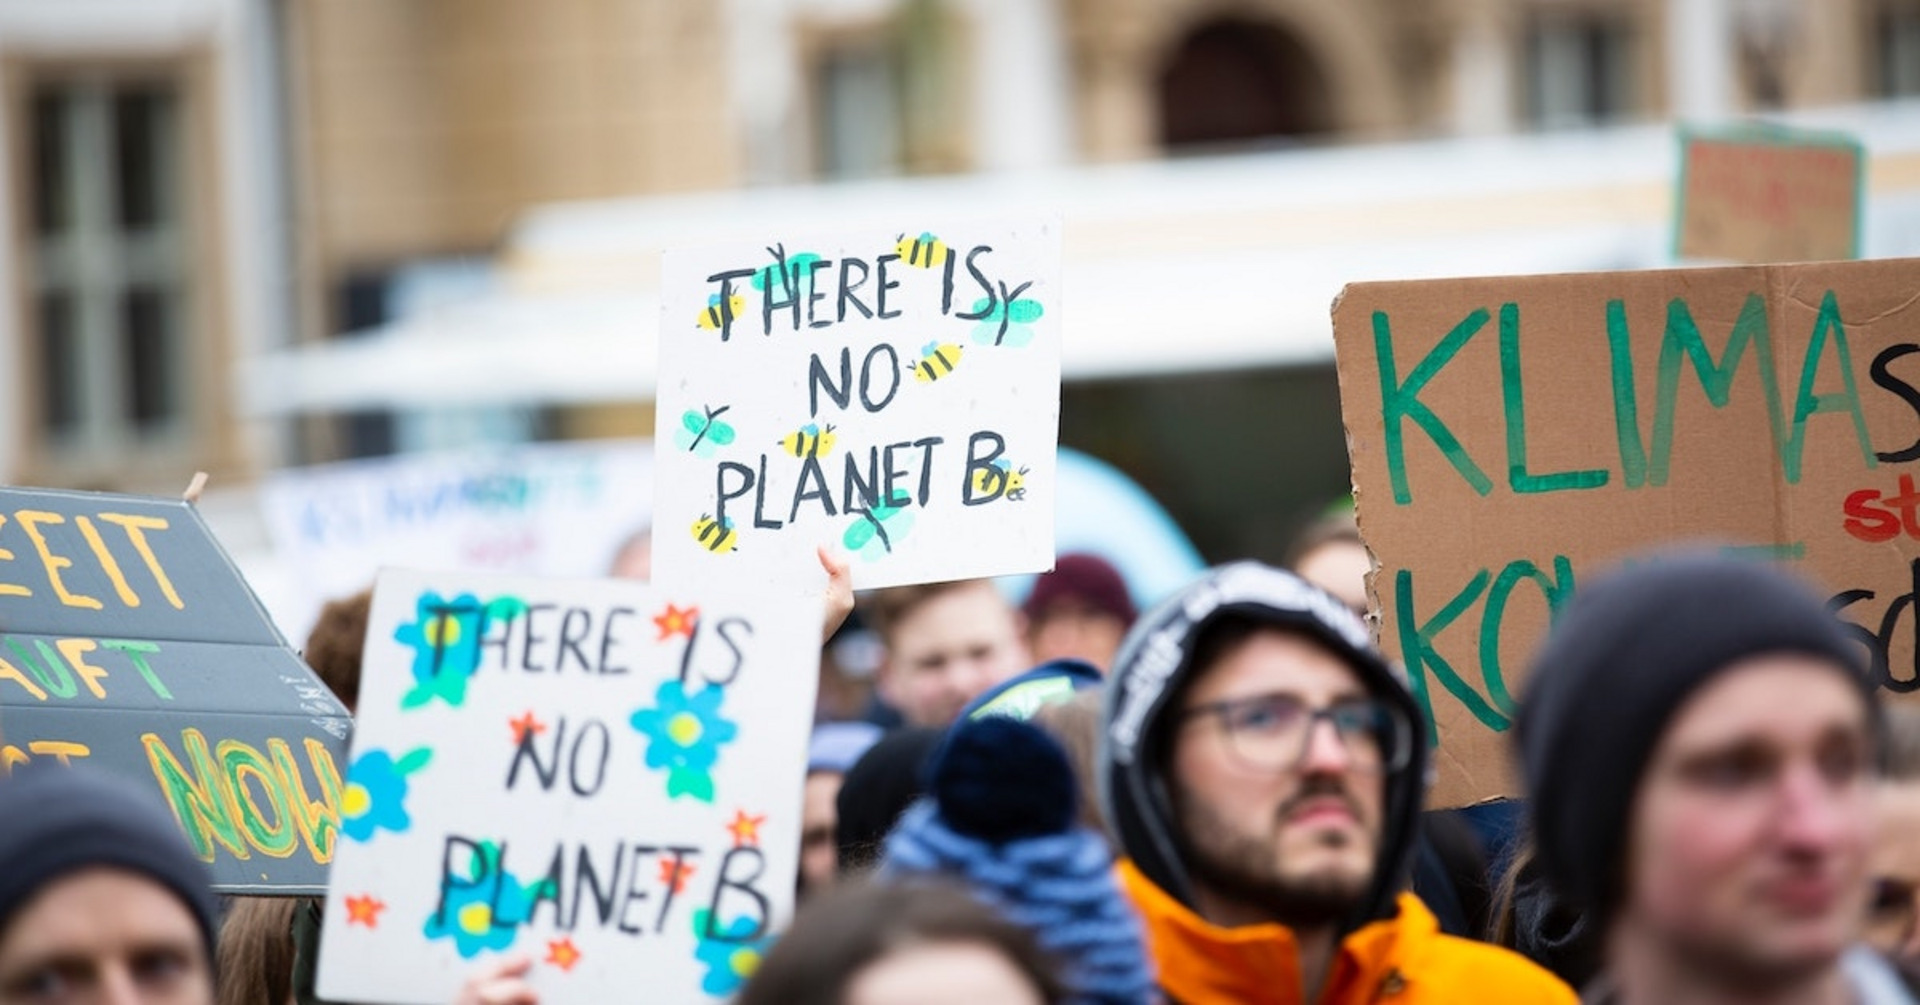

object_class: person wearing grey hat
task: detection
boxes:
[1518,552,1914,1004]
[0,764,220,1005]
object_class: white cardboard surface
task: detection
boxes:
[653,222,1062,592]
[316,569,818,1003]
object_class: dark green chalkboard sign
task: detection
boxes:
[0,486,351,894]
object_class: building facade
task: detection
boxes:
[0,0,293,492]
[1,0,1915,488]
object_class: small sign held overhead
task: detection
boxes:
[653,221,1063,593]
[1675,124,1864,264]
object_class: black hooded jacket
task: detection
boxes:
[1097,560,1431,937]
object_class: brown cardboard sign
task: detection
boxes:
[1676,127,1863,264]
[1333,257,1920,806]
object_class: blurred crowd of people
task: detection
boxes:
[3,508,1918,1005]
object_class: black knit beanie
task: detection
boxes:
[1516,552,1871,921]
[0,764,219,963]
[835,726,944,875]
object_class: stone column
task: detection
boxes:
[1668,0,1735,119]
[1447,0,1514,134]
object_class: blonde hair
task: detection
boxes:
[1032,687,1111,844]
[859,580,999,645]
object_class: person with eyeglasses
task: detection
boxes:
[1099,561,1572,1004]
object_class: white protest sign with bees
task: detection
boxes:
[654,221,1062,592]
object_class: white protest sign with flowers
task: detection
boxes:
[316,569,817,1003]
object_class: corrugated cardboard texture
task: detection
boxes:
[1333,258,1920,806]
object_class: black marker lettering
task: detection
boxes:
[875,254,903,319]
[703,269,755,342]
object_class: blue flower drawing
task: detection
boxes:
[340,747,431,842]
[692,909,774,997]
[629,680,738,802]
[422,842,537,959]
[395,592,527,709]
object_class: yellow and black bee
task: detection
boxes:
[690,514,739,554]
[697,293,745,331]
[778,423,837,459]
[971,461,1031,501]
[895,231,947,269]
[913,341,963,383]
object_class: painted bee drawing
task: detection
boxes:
[777,423,837,459]
[696,292,744,331]
[895,231,947,268]
[691,514,739,554]
[971,460,1031,501]
[912,341,963,383]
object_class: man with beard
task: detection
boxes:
[1100,562,1571,1003]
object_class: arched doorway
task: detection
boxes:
[1157,17,1334,150]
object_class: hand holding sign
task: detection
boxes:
[452,955,540,1005]
[819,545,853,643]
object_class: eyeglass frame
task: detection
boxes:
[1176,692,1414,774]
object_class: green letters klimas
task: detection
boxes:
[1333,258,1918,808]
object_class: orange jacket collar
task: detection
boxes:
[1119,857,1426,1005]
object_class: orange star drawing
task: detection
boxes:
[509,710,546,745]
[726,809,766,848]
[343,894,385,929]
[658,856,696,895]
[545,936,582,972]
[652,603,699,641]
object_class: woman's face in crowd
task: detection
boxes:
[843,941,1044,1005]
[1625,657,1875,982]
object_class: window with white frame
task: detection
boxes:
[28,77,191,455]
[1523,10,1636,129]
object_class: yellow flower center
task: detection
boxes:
[425,614,462,647]
[668,712,704,746]
[730,948,762,978]
[342,783,371,817]
[458,902,492,935]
